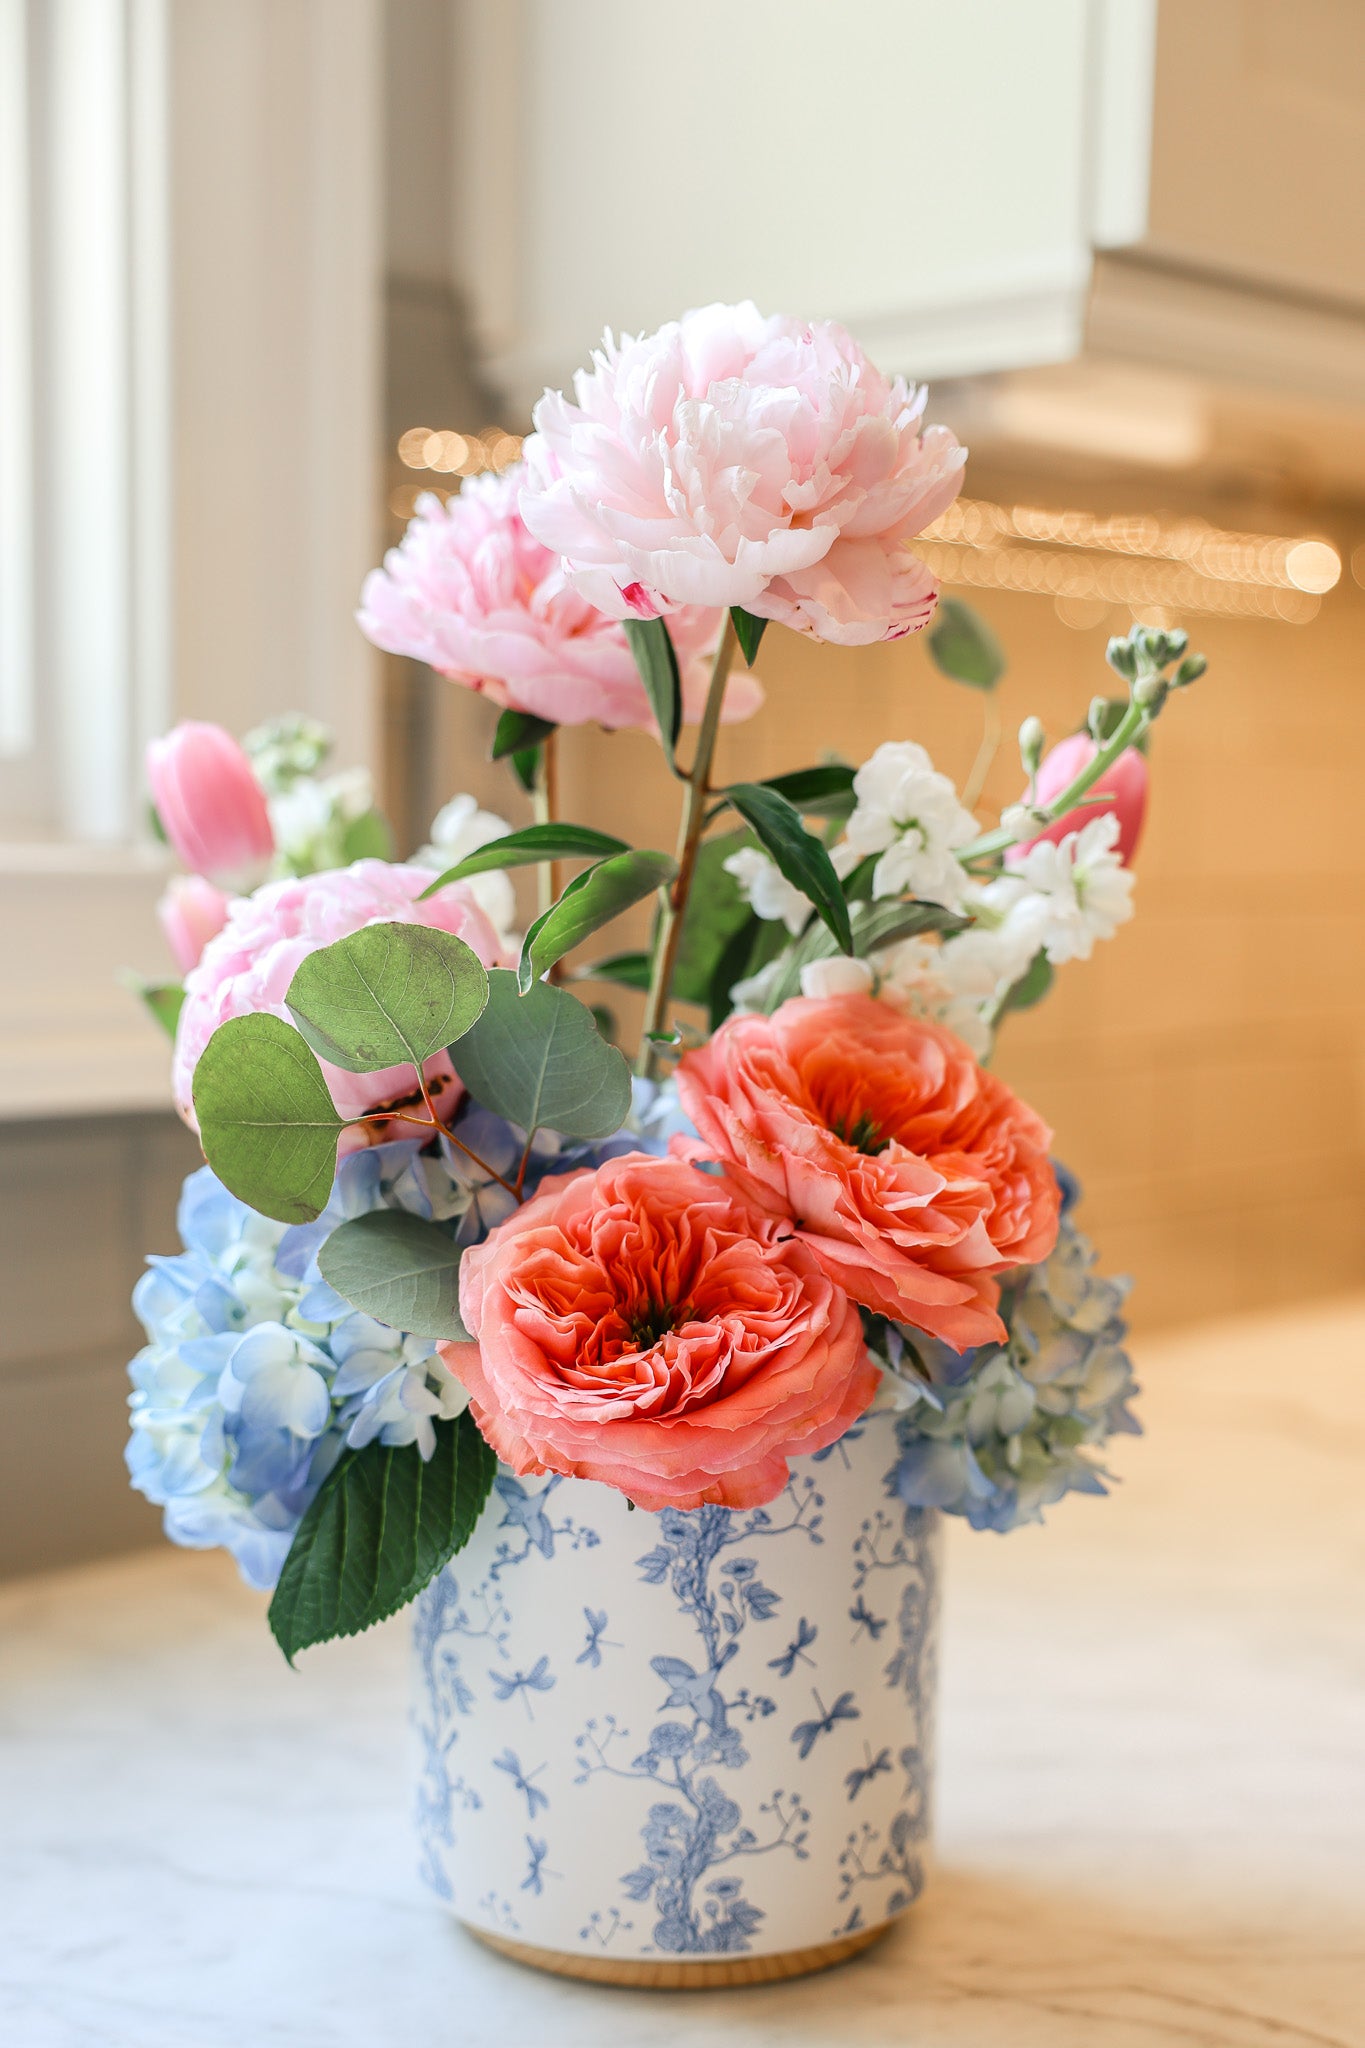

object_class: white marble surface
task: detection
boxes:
[2,1298,1364,2047]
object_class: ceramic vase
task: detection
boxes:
[412,1409,939,1986]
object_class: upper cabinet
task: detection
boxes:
[452,0,1159,414]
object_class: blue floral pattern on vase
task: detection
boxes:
[412,1409,939,1961]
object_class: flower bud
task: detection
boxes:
[1006,732,1148,867]
[1132,673,1168,713]
[146,722,274,886]
[1018,716,1045,777]
[1105,636,1138,681]
[1173,652,1207,688]
[156,874,231,973]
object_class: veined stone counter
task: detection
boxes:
[2,1299,1363,2046]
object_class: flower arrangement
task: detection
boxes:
[127,301,1205,1663]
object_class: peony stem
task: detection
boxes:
[637,614,739,1076]
[531,731,561,919]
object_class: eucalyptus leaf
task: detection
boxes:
[286,923,488,1074]
[452,969,632,1140]
[731,606,768,666]
[317,1210,466,1339]
[267,1411,495,1662]
[192,1013,346,1224]
[724,784,852,954]
[491,708,557,761]
[927,596,1006,691]
[420,822,627,895]
[623,616,681,758]
[518,849,676,992]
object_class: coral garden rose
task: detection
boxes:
[1008,731,1149,868]
[442,1152,876,1512]
[519,300,966,646]
[172,859,504,1145]
[146,721,274,888]
[357,469,761,732]
[675,993,1059,1347]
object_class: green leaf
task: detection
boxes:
[491,708,557,761]
[752,764,856,816]
[124,972,184,1041]
[267,1411,495,1662]
[452,969,632,1139]
[731,606,768,666]
[670,830,754,1006]
[578,951,653,992]
[996,949,1054,1015]
[927,596,1006,690]
[518,848,676,992]
[622,617,682,758]
[420,822,627,895]
[852,899,971,952]
[317,1210,466,1339]
[286,922,489,1074]
[509,745,543,794]
[724,784,853,954]
[192,1013,345,1224]
[340,808,395,863]
[705,912,789,1029]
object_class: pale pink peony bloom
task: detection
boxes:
[1008,732,1149,867]
[172,860,505,1146]
[675,993,1059,1349]
[157,874,231,973]
[356,470,761,731]
[520,301,966,646]
[442,1151,876,1511]
[146,722,274,887]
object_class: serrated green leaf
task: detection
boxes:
[753,764,855,815]
[420,822,627,895]
[286,922,489,1074]
[578,951,653,992]
[623,617,682,757]
[731,606,768,665]
[453,969,632,1139]
[267,1410,495,1661]
[927,596,1006,690]
[317,1210,466,1339]
[124,972,184,1041]
[340,808,395,863]
[518,848,676,991]
[491,708,557,761]
[192,1013,346,1223]
[724,784,852,955]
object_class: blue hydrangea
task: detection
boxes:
[870,1173,1140,1533]
[127,1104,646,1591]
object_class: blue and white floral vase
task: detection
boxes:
[412,1409,939,1985]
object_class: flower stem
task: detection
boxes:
[355,1093,520,1198]
[531,732,561,919]
[637,614,739,1075]
[957,698,1148,866]
[961,694,1002,812]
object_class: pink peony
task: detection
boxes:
[675,993,1059,1348]
[146,722,274,887]
[519,301,966,646]
[158,874,231,973]
[442,1152,876,1512]
[172,860,505,1144]
[1009,732,1149,867]
[357,469,762,731]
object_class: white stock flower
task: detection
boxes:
[799,955,875,1001]
[723,846,813,936]
[415,792,518,950]
[999,812,1135,964]
[845,741,978,908]
[268,767,375,872]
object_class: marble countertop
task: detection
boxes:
[3,1298,1364,2047]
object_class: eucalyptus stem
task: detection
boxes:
[637,614,739,1075]
[958,697,1148,867]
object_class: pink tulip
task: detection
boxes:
[157,874,231,973]
[1009,732,1149,867]
[146,722,274,885]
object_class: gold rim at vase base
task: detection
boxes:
[466,1918,891,1988]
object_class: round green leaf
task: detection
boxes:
[286,922,489,1075]
[317,1210,466,1339]
[192,1013,345,1223]
[453,969,632,1140]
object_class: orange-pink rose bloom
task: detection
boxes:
[675,993,1060,1350]
[440,1152,876,1512]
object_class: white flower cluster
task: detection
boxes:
[843,741,980,907]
